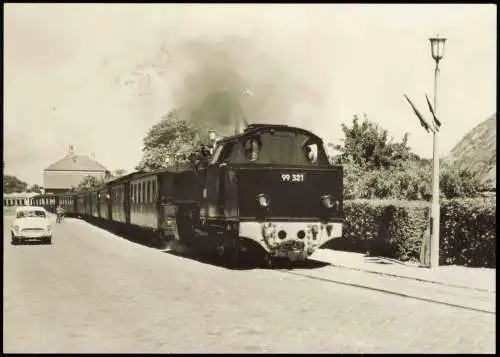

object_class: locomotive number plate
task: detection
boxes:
[281,173,305,182]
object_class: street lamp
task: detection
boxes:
[429,34,446,269]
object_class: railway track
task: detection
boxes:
[274,265,496,315]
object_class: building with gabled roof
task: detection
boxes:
[42,145,108,194]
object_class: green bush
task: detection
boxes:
[325,198,496,267]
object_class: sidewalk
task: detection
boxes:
[311,249,496,293]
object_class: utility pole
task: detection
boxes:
[429,34,446,269]
[403,35,446,269]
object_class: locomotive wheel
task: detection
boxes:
[265,254,275,268]
[224,235,241,268]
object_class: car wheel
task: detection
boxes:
[11,234,19,245]
[46,237,52,245]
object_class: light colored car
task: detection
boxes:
[11,206,52,245]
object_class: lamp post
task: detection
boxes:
[429,34,446,269]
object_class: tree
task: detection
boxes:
[3,175,28,194]
[27,184,42,194]
[70,175,104,193]
[440,161,485,199]
[334,114,417,170]
[113,169,128,178]
[136,109,204,171]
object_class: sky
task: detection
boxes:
[3,4,497,186]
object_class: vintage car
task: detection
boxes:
[11,206,52,245]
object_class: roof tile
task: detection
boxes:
[45,155,107,172]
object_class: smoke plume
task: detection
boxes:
[124,23,334,137]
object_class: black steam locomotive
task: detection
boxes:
[33,123,343,266]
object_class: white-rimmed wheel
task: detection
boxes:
[11,234,20,245]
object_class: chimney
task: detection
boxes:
[91,152,95,161]
[68,145,75,157]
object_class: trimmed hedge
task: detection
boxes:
[324,197,496,268]
[440,197,496,268]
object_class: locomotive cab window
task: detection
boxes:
[235,129,329,166]
[243,136,262,162]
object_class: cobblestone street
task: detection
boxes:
[3,217,495,353]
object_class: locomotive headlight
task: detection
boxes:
[320,194,334,209]
[256,193,270,208]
